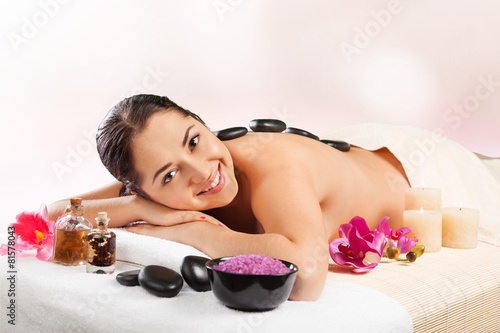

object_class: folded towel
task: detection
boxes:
[0,231,413,333]
[113,227,208,269]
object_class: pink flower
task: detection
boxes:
[377,216,417,254]
[329,216,386,273]
[0,205,55,261]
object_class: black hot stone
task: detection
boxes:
[320,139,351,152]
[214,127,248,141]
[138,265,183,298]
[116,269,141,287]
[284,127,320,140]
[180,255,212,292]
[249,119,287,133]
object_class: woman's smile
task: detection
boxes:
[197,164,224,195]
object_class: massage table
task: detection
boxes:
[2,123,499,332]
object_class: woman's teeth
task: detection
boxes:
[202,170,220,193]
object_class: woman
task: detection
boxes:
[48,94,413,301]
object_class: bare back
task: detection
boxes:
[216,132,410,241]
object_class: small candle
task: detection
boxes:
[442,207,479,249]
[405,187,442,211]
[403,209,442,252]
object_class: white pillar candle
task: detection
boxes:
[405,187,442,211]
[442,207,479,249]
[403,209,442,253]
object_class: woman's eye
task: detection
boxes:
[163,170,177,185]
[189,135,199,150]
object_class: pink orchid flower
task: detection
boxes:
[329,216,386,273]
[377,216,418,254]
[0,204,55,261]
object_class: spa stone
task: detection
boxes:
[180,255,212,292]
[320,139,351,152]
[214,127,248,141]
[249,119,287,133]
[116,269,141,286]
[284,127,320,140]
[138,265,184,298]
[214,122,350,153]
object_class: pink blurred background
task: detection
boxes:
[1,0,499,228]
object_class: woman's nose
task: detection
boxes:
[187,161,211,184]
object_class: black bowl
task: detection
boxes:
[205,256,298,311]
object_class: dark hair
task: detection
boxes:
[96,94,205,197]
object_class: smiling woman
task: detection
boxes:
[129,111,238,211]
[47,94,500,301]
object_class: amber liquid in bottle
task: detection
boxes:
[52,198,92,266]
[53,229,89,264]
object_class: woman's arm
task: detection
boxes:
[48,181,123,223]
[48,181,213,228]
[128,221,326,301]
[128,163,330,301]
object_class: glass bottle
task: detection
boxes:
[86,212,116,274]
[52,198,92,266]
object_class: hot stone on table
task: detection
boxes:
[116,269,141,286]
[138,265,184,298]
[180,255,212,292]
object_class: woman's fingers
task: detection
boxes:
[125,220,227,242]
[151,208,226,228]
[126,223,173,239]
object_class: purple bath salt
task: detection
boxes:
[213,254,292,275]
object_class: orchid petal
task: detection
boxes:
[338,223,352,239]
[35,236,54,261]
[47,220,55,234]
[332,252,366,269]
[331,252,350,266]
[352,262,379,273]
[371,231,386,254]
[349,216,371,237]
[0,244,8,256]
[377,216,391,236]
[398,236,417,253]
[39,204,49,221]
[393,227,412,238]
[362,251,382,266]
[329,238,347,257]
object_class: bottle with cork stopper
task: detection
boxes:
[86,212,116,274]
[53,198,93,265]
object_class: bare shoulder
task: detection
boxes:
[223,133,346,208]
[224,133,337,180]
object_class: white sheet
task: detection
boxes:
[0,229,413,333]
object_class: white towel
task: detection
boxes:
[0,230,413,333]
[113,227,208,269]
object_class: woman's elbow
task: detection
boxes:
[288,256,329,301]
[47,200,69,221]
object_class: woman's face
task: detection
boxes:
[130,111,238,210]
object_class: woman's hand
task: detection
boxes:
[134,195,226,228]
[125,220,227,248]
